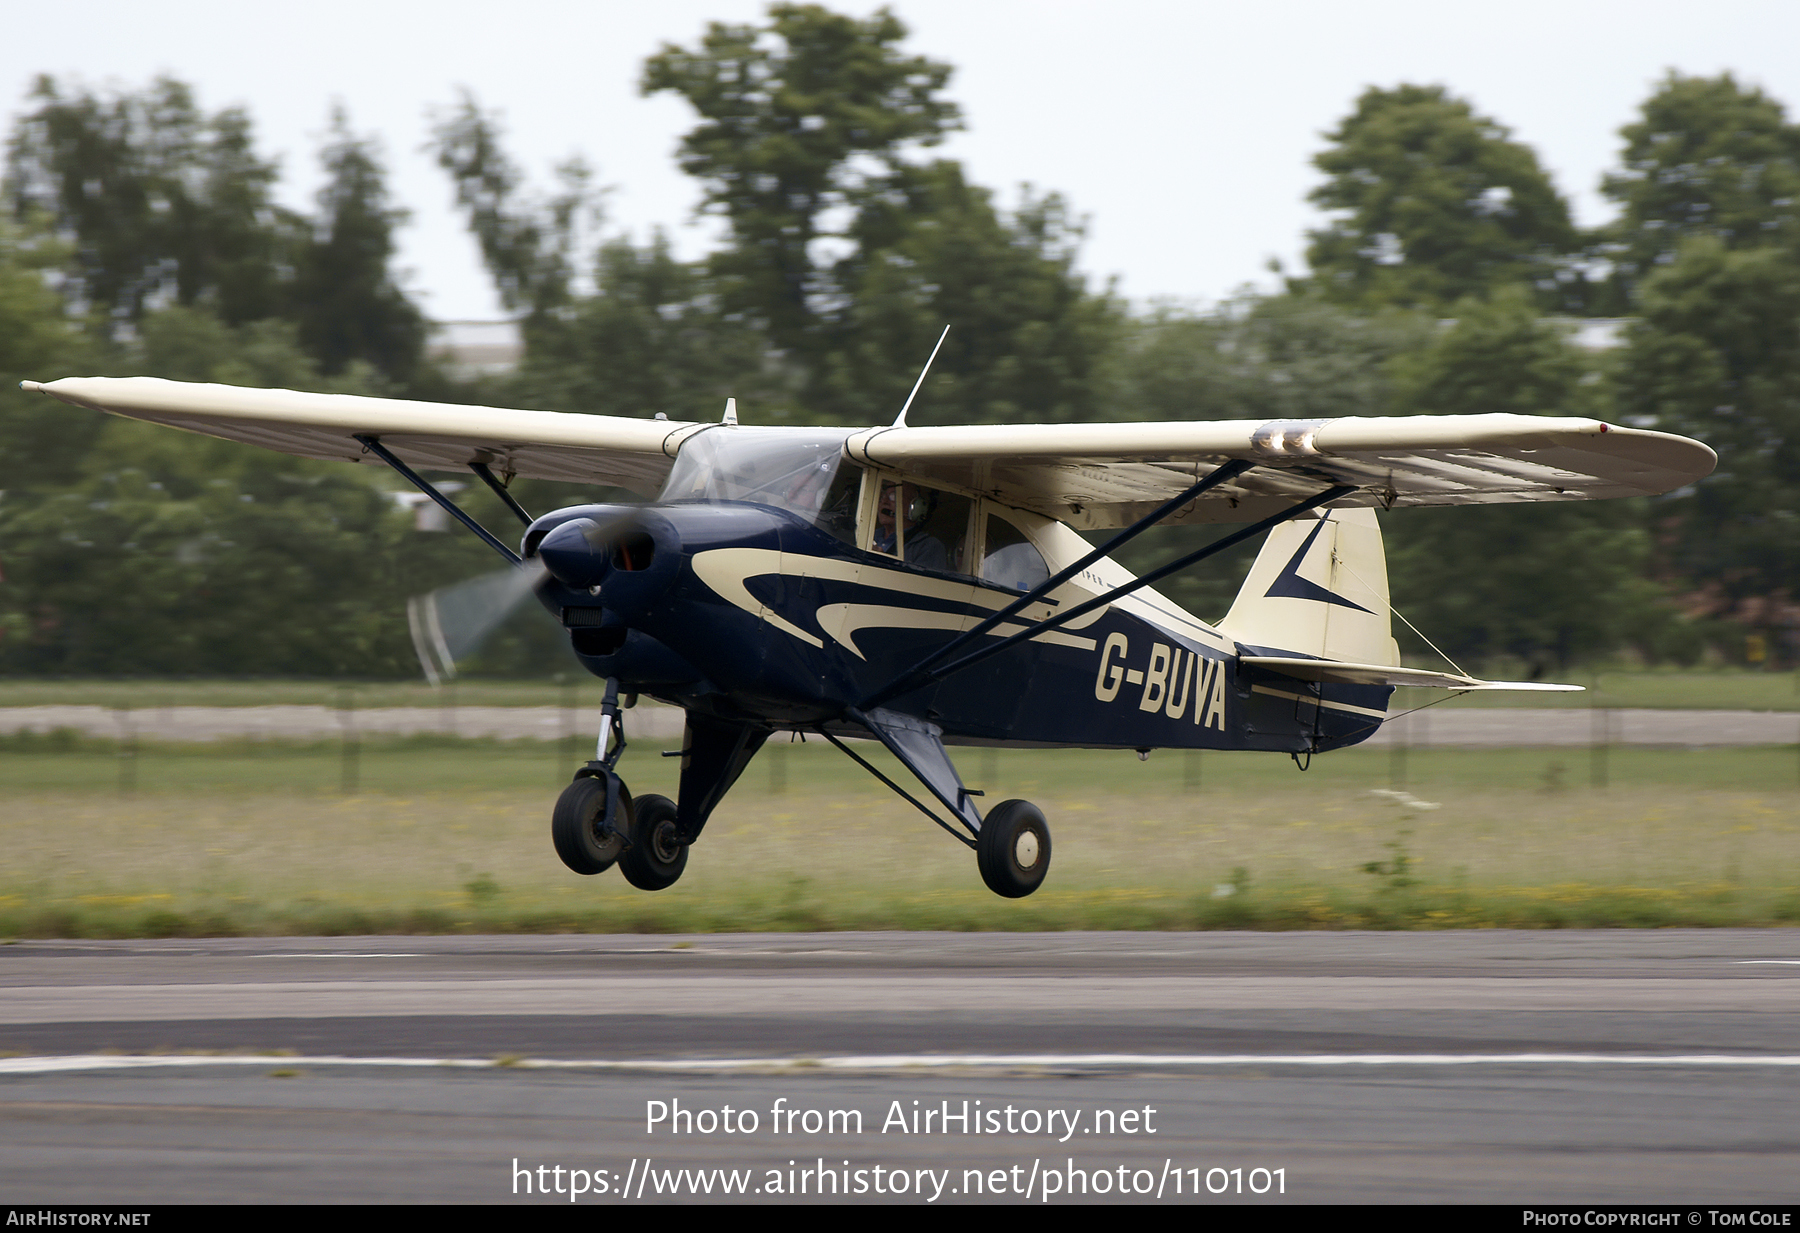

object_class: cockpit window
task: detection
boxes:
[982,513,1049,591]
[872,480,972,574]
[660,427,861,542]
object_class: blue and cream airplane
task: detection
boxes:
[23,376,1716,897]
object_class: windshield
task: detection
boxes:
[659,427,861,542]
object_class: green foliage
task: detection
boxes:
[1361,829,1418,892]
[1614,237,1800,607]
[1384,293,1672,669]
[641,2,961,355]
[1601,72,1800,294]
[6,75,297,332]
[7,76,430,391]
[629,4,1113,425]
[1107,293,1432,621]
[429,91,595,326]
[1113,293,1432,423]
[291,110,426,385]
[819,163,1119,424]
[507,231,798,421]
[1304,84,1582,312]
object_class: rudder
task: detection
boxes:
[1217,507,1399,666]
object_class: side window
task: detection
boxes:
[982,513,1049,591]
[815,463,862,546]
[907,487,971,574]
[869,480,973,575]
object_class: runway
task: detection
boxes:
[4,932,1798,1204]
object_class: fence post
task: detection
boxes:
[338,684,359,795]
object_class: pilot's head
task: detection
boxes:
[878,484,932,530]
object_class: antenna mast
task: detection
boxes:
[893,325,951,428]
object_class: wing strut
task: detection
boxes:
[859,459,1254,710]
[469,461,533,526]
[858,482,1357,709]
[355,435,521,565]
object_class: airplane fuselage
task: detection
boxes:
[530,500,1391,755]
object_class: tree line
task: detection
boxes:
[1,2,1795,678]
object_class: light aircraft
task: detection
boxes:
[23,375,1715,897]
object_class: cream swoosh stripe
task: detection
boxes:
[688,548,1104,654]
[687,548,824,648]
[816,603,1099,661]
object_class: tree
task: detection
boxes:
[1613,236,1800,612]
[1601,72,1800,295]
[0,212,92,473]
[815,162,1118,424]
[508,231,794,420]
[5,75,297,333]
[1304,85,1581,312]
[1110,291,1433,424]
[1105,292,1433,620]
[641,3,960,355]
[1383,291,1671,670]
[443,6,1116,426]
[291,109,427,386]
[430,91,595,329]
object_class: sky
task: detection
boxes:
[8,1,1800,321]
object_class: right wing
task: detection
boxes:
[845,414,1718,529]
[23,376,705,496]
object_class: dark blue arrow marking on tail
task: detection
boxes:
[1264,518,1374,613]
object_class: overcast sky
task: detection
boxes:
[9,1,1800,320]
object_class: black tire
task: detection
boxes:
[977,799,1051,898]
[551,774,631,875]
[619,792,687,891]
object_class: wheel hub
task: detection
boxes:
[1014,830,1040,869]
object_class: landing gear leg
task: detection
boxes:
[550,677,634,876]
[829,708,1053,899]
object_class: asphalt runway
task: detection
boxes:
[4,932,1799,1205]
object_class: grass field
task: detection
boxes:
[3,734,1797,936]
[3,667,1799,711]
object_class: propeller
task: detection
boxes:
[405,503,649,684]
[407,557,548,685]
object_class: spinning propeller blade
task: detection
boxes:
[407,558,548,685]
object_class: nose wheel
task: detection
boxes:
[976,799,1051,898]
[551,771,631,874]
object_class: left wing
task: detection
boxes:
[24,376,705,495]
[846,415,1716,529]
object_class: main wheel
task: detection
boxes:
[976,799,1051,898]
[619,792,687,891]
[551,773,631,875]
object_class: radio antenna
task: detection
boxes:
[892,325,950,428]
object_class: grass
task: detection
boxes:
[2,737,1797,936]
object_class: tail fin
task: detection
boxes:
[1217,507,1399,667]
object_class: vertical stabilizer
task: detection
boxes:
[1217,507,1399,666]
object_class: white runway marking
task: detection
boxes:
[7,1052,1800,1076]
[252,953,425,959]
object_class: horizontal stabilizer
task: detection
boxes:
[1241,656,1585,692]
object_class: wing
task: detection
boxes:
[845,414,1717,529]
[23,376,705,496]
